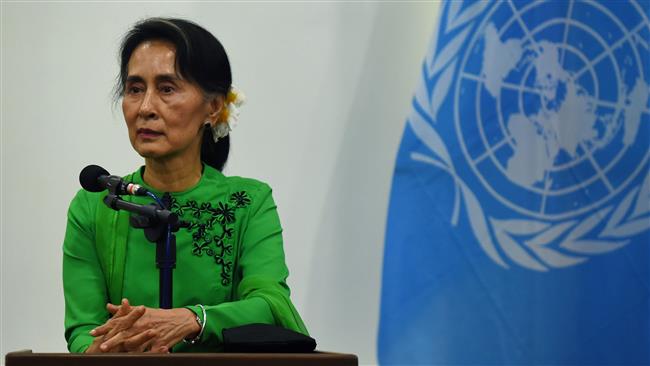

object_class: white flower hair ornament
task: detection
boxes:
[211,86,246,142]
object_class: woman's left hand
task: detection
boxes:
[93,302,201,352]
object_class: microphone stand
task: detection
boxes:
[103,192,179,309]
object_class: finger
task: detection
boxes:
[109,298,132,317]
[105,305,145,339]
[99,339,127,353]
[134,334,159,353]
[107,304,119,315]
[149,335,180,355]
[92,322,115,337]
[91,321,114,337]
[93,300,133,336]
[100,328,143,353]
[124,329,157,353]
[99,330,129,352]
[101,306,146,344]
[146,345,169,354]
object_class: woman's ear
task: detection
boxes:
[208,94,225,123]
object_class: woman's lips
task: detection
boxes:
[137,128,163,139]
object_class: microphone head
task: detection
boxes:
[79,165,110,192]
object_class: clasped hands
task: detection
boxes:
[86,299,200,353]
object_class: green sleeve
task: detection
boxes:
[62,190,110,353]
[186,183,308,347]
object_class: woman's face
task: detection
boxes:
[122,40,220,162]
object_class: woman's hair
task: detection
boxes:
[114,17,231,171]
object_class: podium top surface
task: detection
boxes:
[5,350,358,366]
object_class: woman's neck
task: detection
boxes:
[143,156,203,193]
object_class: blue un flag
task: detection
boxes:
[379,1,650,364]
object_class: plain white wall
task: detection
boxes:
[0,2,438,365]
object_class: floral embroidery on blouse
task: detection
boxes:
[170,191,251,286]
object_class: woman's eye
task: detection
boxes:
[160,85,175,94]
[126,86,143,94]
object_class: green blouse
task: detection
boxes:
[63,165,307,353]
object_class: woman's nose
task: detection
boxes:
[138,90,158,120]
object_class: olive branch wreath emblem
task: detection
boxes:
[409,1,650,271]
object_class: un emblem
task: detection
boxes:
[410,1,650,271]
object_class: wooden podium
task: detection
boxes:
[5,350,358,366]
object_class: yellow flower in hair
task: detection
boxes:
[211,86,246,142]
[226,90,237,104]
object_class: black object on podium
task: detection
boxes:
[223,323,317,353]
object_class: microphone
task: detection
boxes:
[79,165,149,196]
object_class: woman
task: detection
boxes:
[62,17,307,353]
